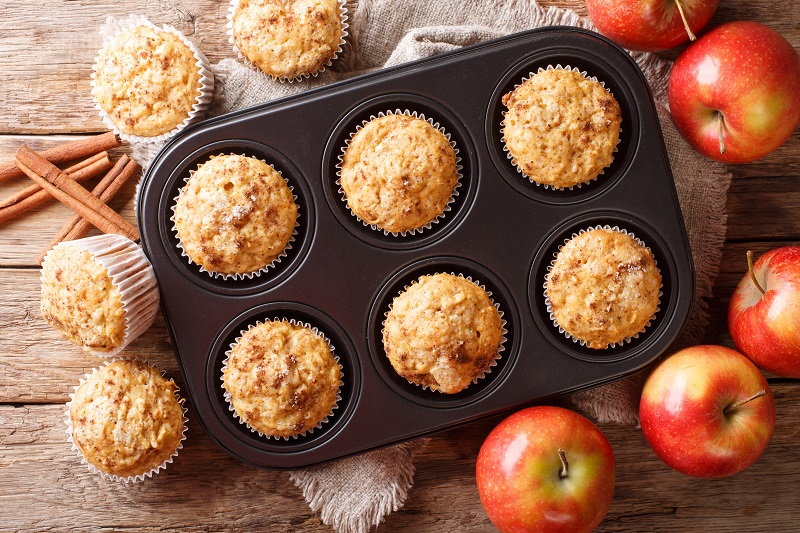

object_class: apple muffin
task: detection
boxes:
[92,21,211,139]
[40,234,159,357]
[501,67,622,189]
[172,154,297,277]
[339,113,459,234]
[222,320,341,438]
[68,360,186,481]
[383,273,503,394]
[545,228,661,349]
[229,0,346,79]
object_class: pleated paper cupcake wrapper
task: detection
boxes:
[543,225,663,349]
[336,109,463,237]
[170,154,300,280]
[382,273,507,393]
[220,318,343,441]
[42,234,159,359]
[500,64,621,191]
[227,0,348,82]
[91,14,215,144]
[64,361,188,483]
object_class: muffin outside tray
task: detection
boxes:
[138,27,694,469]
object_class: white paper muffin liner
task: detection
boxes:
[220,318,343,440]
[41,234,160,359]
[543,225,663,348]
[91,14,215,144]
[336,109,463,237]
[170,153,300,280]
[64,360,188,483]
[382,273,507,393]
[227,0,349,82]
[500,64,622,191]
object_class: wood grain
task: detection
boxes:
[1,0,800,531]
[2,384,800,532]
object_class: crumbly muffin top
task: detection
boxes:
[382,273,503,394]
[502,69,622,189]
[69,361,184,478]
[41,245,125,352]
[339,114,458,233]
[222,320,341,437]
[231,0,343,79]
[93,25,200,137]
[545,229,661,349]
[173,154,297,276]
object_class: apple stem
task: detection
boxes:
[557,449,569,479]
[724,389,767,415]
[747,250,766,295]
[673,0,697,41]
[717,112,727,154]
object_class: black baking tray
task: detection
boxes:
[138,26,694,469]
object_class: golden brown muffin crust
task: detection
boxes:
[502,68,622,189]
[222,320,341,437]
[41,245,125,352]
[69,361,184,478]
[545,229,661,349]
[339,114,458,233]
[93,25,201,137]
[173,154,297,276]
[232,0,343,79]
[382,273,503,394]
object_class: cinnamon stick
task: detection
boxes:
[0,158,111,225]
[16,145,139,241]
[63,151,111,174]
[38,156,139,264]
[16,159,138,241]
[0,153,112,209]
[0,132,121,183]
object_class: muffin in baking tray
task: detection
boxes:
[501,67,622,189]
[40,234,159,357]
[172,154,298,278]
[338,112,459,235]
[92,20,211,139]
[229,0,347,80]
[67,360,186,481]
[382,273,504,394]
[545,227,661,349]
[222,319,341,438]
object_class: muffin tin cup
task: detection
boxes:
[64,360,188,483]
[169,154,300,281]
[42,234,160,359]
[335,109,463,237]
[543,224,663,349]
[220,318,343,441]
[382,272,507,393]
[227,0,349,82]
[500,64,622,191]
[91,14,215,145]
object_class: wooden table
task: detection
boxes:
[1,1,798,531]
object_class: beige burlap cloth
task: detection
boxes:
[132,0,731,530]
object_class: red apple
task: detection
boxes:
[585,0,718,52]
[668,21,800,164]
[476,406,614,533]
[729,247,800,377]
[640,345,775,478]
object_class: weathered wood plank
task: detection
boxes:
[0,0,232,134]
[0,268,175,403]
[2,384,800,532]
[0,0,797,133]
